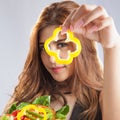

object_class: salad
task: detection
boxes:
[1,96,69,120]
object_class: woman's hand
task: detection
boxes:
[61,4,120,48]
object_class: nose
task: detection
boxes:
[49,56,56,64]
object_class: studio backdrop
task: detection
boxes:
[0,0,120,114]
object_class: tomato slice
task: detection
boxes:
[12,110,20,117]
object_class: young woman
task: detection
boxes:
[3,1,120,120]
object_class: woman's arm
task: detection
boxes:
[103,43,120,120]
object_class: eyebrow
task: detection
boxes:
[39,38,67,45]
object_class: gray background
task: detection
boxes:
[0,0,120,114]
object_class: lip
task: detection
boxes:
[51,66,65,73]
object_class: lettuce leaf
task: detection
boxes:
[56,105,69,120]
[8,103,17,114]
[16,102,30,110]
[32,95,50,106]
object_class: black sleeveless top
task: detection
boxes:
[70,102,102,120]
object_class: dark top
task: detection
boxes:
[70,102,102,120]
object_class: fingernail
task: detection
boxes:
[70,25,74,31]
[79,20,84,27]
[75,20,84,28]
[61,26,67,35]
[88,26,98,33]
[76,20,84,27]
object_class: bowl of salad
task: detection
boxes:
[1,95,69,120]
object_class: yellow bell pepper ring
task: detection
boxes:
[17,104,47,120]
[44,26,82,64]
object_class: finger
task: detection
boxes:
[62,4,97,34]
[70,5,97,31]
[71,4,97,25]
[61,9,76,34]
[82,6,108,27]
[95,17,113,31]
[88,17,113,33]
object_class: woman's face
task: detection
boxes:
[39,25,74,82]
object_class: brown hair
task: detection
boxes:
[4,1,103,119]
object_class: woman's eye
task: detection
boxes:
[57,42,68,48]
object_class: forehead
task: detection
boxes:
[39,25,66,43]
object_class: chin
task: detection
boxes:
[52,75,68,82]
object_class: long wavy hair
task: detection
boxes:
[4,1,103,119]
